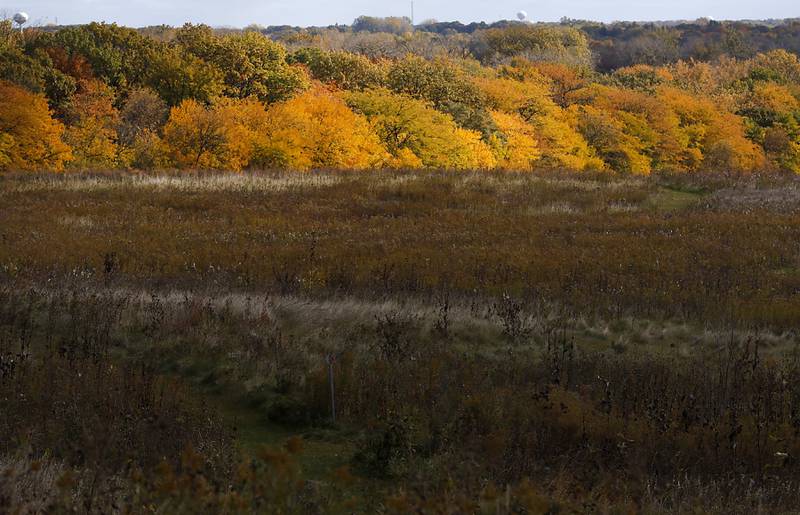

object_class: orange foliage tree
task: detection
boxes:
[162,99,226,168]
[0,81,72,172]
[575,84,689,172]
[161,97,271,171]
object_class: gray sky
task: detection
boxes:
[2,0,797,28]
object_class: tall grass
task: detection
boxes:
[3,170,800,512]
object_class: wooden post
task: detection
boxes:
[326,354,336,424]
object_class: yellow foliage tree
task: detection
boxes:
[660,86,766,172]
[64,80,120,169]
[449,128,497,170]
[740,83,800,172]
[162,97,271,171]
[214,97,272,171]
[751,49,800,84]
[579,84,689,172]
[573,104,652,175]
[0,81,71,172]
[345,88,496,170]
[162,99,227,169]
[489,111,540,171]
[747,82,800,117]
[474,76,552,113]
[260,86,388,171]
[474,74,601,171]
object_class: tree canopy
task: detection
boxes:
[0,19,799,174]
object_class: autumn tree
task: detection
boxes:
[489,111,541,171]
[473,25,593,68]
[763,126,800,172]
[611,64,673,93]
[474,74,551,113]
[118,88,170,169]
[289,48,387,91]
[62,79,120,169]
[387,55,497,139]
[574,105,652,174]
[213,97,274,171]
[346,88,495,169]
[577,84,690,172]
[737,82,800,171]
[661,86,765,172]
[528,61,591,107]
[0,81,71,172]
[162,90,382,171]
[175,25,308,103]
[474,71,601,170]
[750,50,800,85]
[162,99,227,169]
[259,86,388,170]
[146,47,224,106]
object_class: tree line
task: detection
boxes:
[0,20,799,173]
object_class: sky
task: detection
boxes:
[1,0,797,28]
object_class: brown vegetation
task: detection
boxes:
[2,171,800,512]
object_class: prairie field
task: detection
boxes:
[3,170,800,513]
[3,9,800,513]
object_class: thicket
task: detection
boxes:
[3,277,800,512]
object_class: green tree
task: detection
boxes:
[52,23,158,92]
[146,47,224,106]
[289,48,386,90]
[0,25,77,111]
[176,24,308,103]
[387,55,497,139]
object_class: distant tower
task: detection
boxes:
[411,0,415,26]
[13,12,29,32]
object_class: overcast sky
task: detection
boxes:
[2,0,797,28]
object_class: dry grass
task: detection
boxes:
[3,170,800,327]
[4,169,800,513]
[1,170,343,194]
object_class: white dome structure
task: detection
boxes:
[517,10,528,21]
